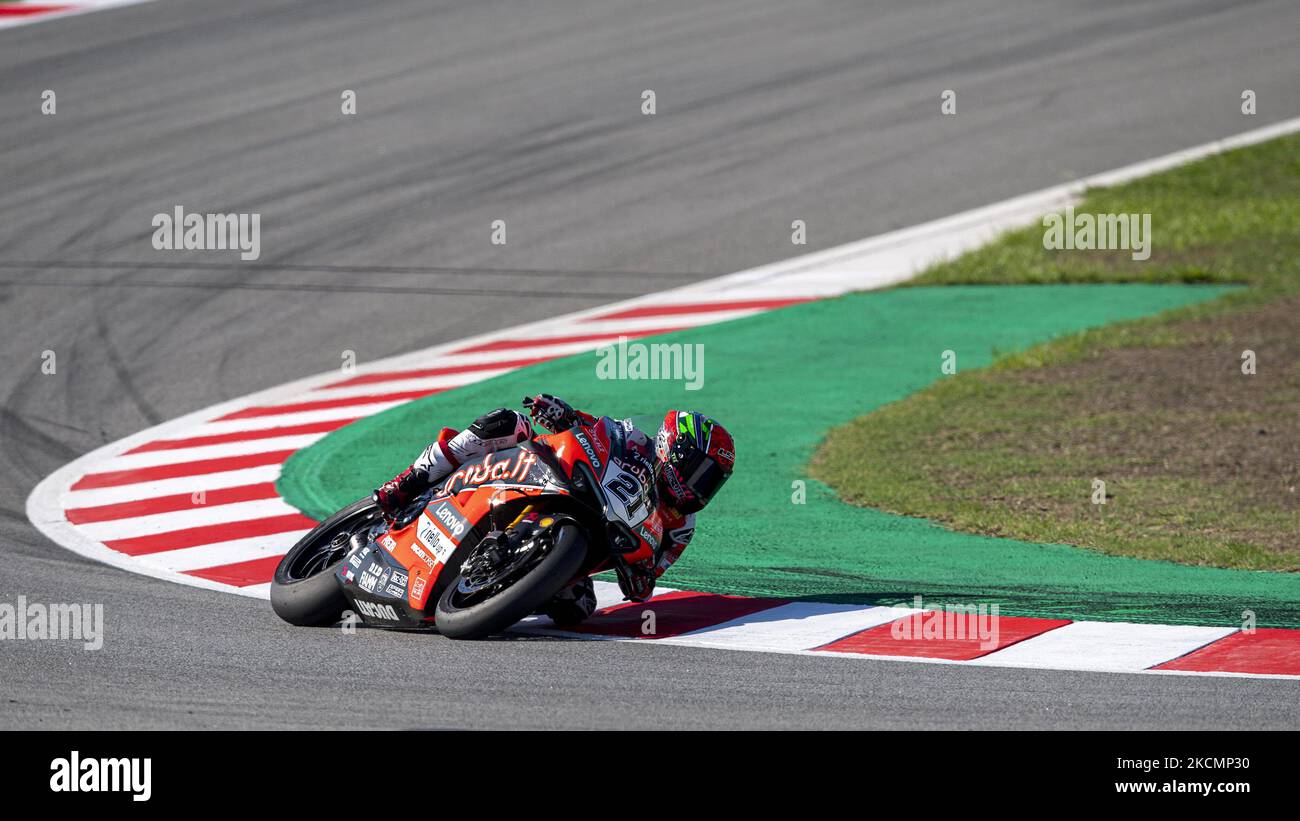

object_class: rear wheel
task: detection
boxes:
[270,497,380,626]
[434,524,588,640]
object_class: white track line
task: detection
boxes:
[74,498,305,542]
[528,605,1292,680]
[0,0,155,31]
[172,407,394,436]
[141,530,312,573]
[89,434,329,472]
[61,465,284,509]
[966,621,1239,673]
[300,371,525,402]
[209,399,413,423]
[664,602,923,653]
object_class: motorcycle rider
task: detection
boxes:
[372,395,735,625]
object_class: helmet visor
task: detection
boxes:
[671,445,730,505]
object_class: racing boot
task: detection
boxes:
[373,465,432,523]
[373,427,460,522]
[373,410,532,522]
[539,576,598,626]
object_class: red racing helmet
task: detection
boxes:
[654,410,735,514]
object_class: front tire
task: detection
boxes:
[435,524,589,640]
[270,497,378,626]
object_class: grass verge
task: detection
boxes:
[812,132,1300,571]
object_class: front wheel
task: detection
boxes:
[270,497,379,626]
[434,524,589,640]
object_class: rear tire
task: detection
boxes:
[435,524,588,640]
[271,497,377,627]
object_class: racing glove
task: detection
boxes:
[523,393,579,433]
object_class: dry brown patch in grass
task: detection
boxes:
[998,296,1300,551]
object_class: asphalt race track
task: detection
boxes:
[2,0,1299,729]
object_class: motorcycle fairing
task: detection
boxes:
[337,417,661,629]
[337,531,424,627]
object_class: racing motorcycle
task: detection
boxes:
[270,412,664,639]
